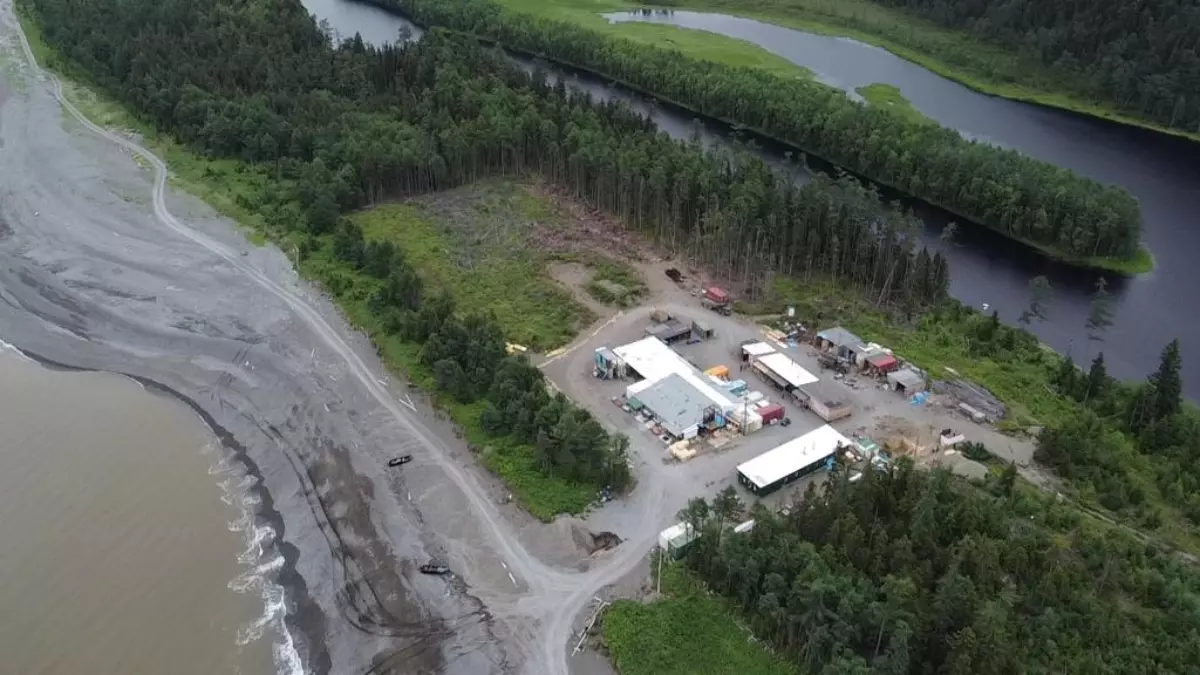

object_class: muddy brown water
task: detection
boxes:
[0,347,274,675]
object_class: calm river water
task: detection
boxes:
[314,0,1200,397]
[0,346,274,675]
[605,10,1200,392]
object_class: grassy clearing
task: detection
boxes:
[494,0,813,80]
[855,83,930,125]
[603,562,799,675]
[548,251,648,308]
[585,257,648,307]
[354,183,595,350]
[20,12,596,520]
[669,0,1200,143]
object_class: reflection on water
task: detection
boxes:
[0,347,273,675]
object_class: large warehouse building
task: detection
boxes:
[615,337,737,438]
[736,424,851,496]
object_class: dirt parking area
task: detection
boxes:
[540,258,1038,516]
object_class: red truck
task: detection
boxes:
[701,286,732,315]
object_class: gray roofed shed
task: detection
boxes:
[817,327,864,348]
[888,367,927,393]
[645,320,692,343]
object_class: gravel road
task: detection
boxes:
[0,3,693,674]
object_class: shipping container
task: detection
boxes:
[759,404,786,424]
[703,286,730,304]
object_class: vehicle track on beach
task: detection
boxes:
[1,3,674,673]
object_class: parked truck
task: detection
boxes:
[701,286,732,315]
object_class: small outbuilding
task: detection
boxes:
[658,522,697,559]
[645,320,692,345]
[888,367,927,394]
[815,327,865,360]
[594,347,623,379]
[797,380,854,422]
[865,351,899,374]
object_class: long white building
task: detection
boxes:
[736,424,851,495]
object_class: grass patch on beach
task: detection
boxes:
[353,184,594,351]
[604,561,799,675]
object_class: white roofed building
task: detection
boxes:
[753,351,819,392]
[740,341,776,361]
[736,424,851,495]
[615,336,736,438]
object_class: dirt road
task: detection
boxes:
[0,5,683,674]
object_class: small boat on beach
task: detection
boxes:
[388,455,412,467]
[419,563,450,576]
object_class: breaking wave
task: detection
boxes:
[210,442,305,675]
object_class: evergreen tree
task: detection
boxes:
[1052,354,1077,398]
[1148,339,1183,422]
[1084,353,1109,403]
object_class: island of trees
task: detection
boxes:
[22,0,949,513]
[868,0,1200,135]
[369,0,1148,272]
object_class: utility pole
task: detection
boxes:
[656,543,665,595]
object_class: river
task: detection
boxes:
[308,0,1200,397]
[0,345,275,675]
[604,9,1200,392]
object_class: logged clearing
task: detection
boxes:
[353,181,645,351]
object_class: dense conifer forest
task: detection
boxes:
[869,0,1200,133]
[678,462,1200,674]
[21,0,950,502]
[372,0,1146,267]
